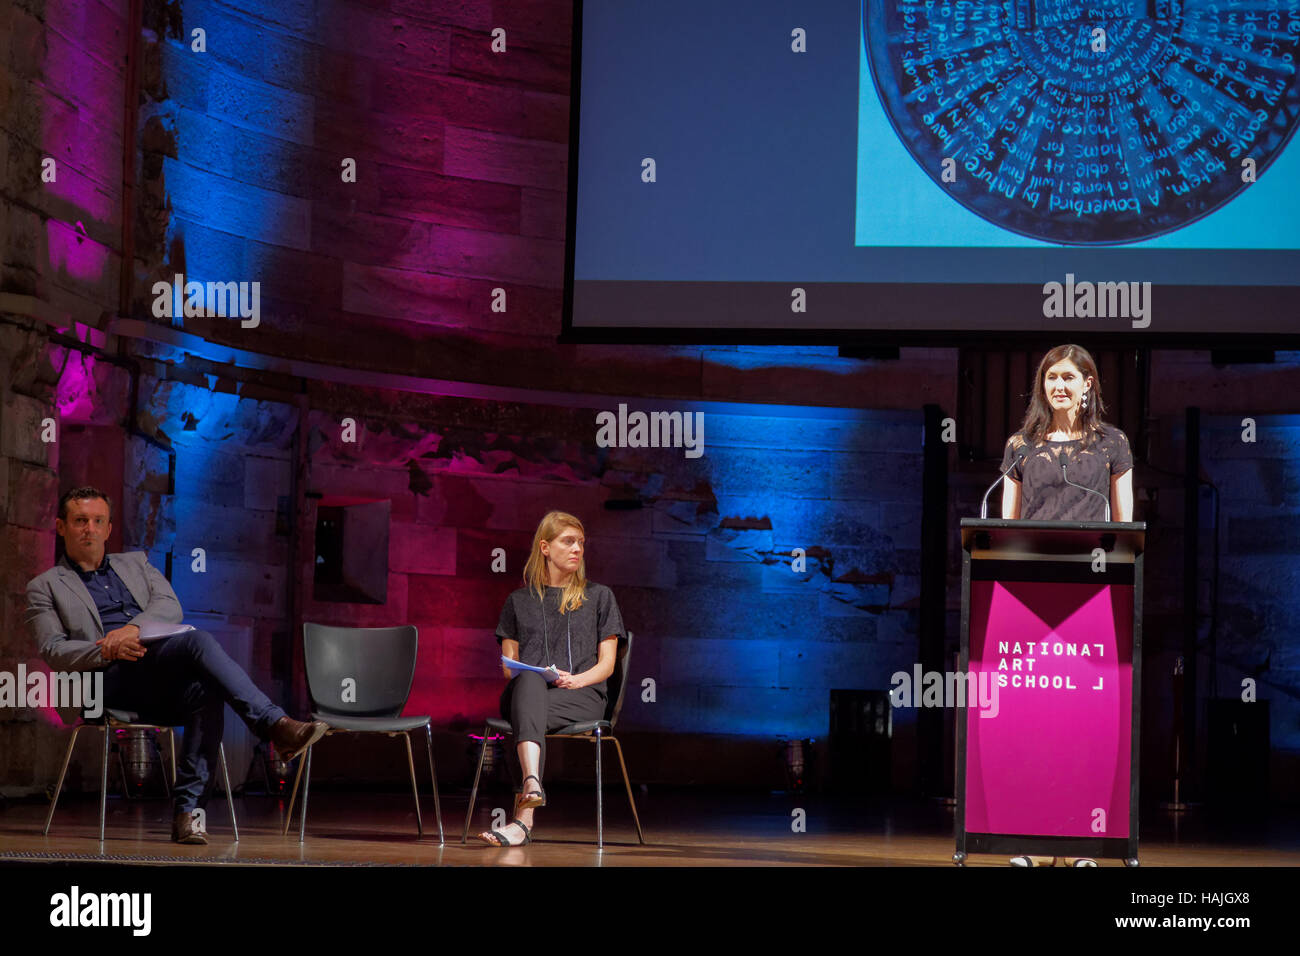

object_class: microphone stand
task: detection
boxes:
[1059,457,1111,521]
[979,449,1028,519]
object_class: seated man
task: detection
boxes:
[26,486,327,844]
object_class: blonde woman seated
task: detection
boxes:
[477,510,626,846]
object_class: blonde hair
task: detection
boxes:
[523,511,587,613]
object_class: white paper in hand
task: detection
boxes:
[137,623,197,643]
[501,656,561,684]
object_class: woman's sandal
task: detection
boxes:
[517,774,547,810]
[478,818,531,847]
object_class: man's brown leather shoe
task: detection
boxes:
[269,717,328,761]
[172,810,208,845]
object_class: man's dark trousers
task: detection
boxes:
[101,630,286,812]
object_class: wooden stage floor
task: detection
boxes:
[2,789,1298,867]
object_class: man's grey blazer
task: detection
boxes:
[26,552,184,672]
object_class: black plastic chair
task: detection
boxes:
[462,632,644,848]
[284,623,443,843]
[44,708,238,842]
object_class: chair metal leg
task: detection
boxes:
[611,736,645,844]
[298,745,313,844]
[99,724,110,843]
[461,723,490,844]
[595,726,604,850]
[152,733,172,800]
[404,732,423,836]
[425,725,444,844]
[283,747,307,837]
[218,743,239,842]
[168,729,177,785]
[43,725,82,836]
[115,747,130,799]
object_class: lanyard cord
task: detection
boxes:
[539,590,573,673]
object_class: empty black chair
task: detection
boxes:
[462,632,644,848]
[284,623,443,843]
[45,708,238,842]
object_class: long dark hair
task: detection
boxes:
[1014,344,1108,448]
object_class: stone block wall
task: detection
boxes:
[0,0,131,792]
[0,350,60,792]
[299,401,922,756]
[2,1,1298,802]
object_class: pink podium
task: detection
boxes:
[954,519,1146,867]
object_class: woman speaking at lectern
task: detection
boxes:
[998,343,1135,867]
[1001,343,1134,525]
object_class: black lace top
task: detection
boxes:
[1000,423,1134,521]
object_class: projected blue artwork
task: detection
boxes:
[861,0,1300,245]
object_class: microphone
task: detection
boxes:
[980,445,1029,519]
[1059,457,1111,521]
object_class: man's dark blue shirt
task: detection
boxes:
[63,553,142,631]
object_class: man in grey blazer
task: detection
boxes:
[27,486,327,844]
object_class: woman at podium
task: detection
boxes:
[997,343,1135,867]
[1000,344,1134,524]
